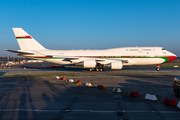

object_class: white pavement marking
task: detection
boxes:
[122,110,180,113]
[0,109,179,113]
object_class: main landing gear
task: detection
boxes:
[89,63,104,71]
[156,64,161,71]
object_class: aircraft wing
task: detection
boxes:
[52,55,81,63]
[52,55,79,60]
[96,59,128,63]
[63,58,80,61]
[52,55,128,64]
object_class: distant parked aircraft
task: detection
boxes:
[5,28,177,71]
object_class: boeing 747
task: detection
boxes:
[5,28,177,71]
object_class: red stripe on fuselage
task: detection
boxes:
[165,56,177,63]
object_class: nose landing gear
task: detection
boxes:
[156,64,161,71]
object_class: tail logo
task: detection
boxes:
[16,36,32,39]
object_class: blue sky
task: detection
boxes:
[0,0,180,57]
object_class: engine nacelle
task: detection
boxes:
[111,61,123,69]
[83,59,96,68]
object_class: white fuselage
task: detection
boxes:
[24,47,176,66]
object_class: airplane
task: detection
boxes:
[5,28,177,71]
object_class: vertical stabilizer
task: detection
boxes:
[12,28,47,51]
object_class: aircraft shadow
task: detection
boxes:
[0,72,5,76]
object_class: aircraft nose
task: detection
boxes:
[166,55,177,63]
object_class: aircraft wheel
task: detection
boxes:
[175,91,179,97]
[96,68,99,71]
[89,68,93,71]
[100,68,103,71]
[156,67,160,71]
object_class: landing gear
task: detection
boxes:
[96,68,104,71]
[99,68,103,72]
[89,63,104,72]
[156,64,161,71]
[89,68,104,71]
[156,67,160,71]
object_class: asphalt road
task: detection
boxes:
[0,63,180,120]
[0,73,180,120]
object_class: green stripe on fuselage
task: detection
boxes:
[94,56,169,63]
[23,56,170,63]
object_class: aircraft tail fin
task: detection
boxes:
[12,28,47,51]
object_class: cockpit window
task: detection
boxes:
[162,48,165,50]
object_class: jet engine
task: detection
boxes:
[111,61,123,69]
[83,59,96,68]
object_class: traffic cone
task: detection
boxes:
[55,76,60,79]
[113,87,121,93]
[163,98,178,105]
[130,91,140,97]
[113,87,118,93]
[97,85,106,89]
[61,77,66,80]
[68,79,74,82]
[117,88,121,93]
[85,82,92,87]
[76,80,81,85]
[177,101,180,109]
[145,94,157,101]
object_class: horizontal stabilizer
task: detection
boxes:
[4,49,34,55]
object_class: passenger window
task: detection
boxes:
[130,49,138,51]
[143,49,151,51]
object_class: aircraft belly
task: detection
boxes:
[131,58,165,65]
[44,59,70,64]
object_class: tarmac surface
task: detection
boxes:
[0,74,180,120]
[0,63,180,120]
